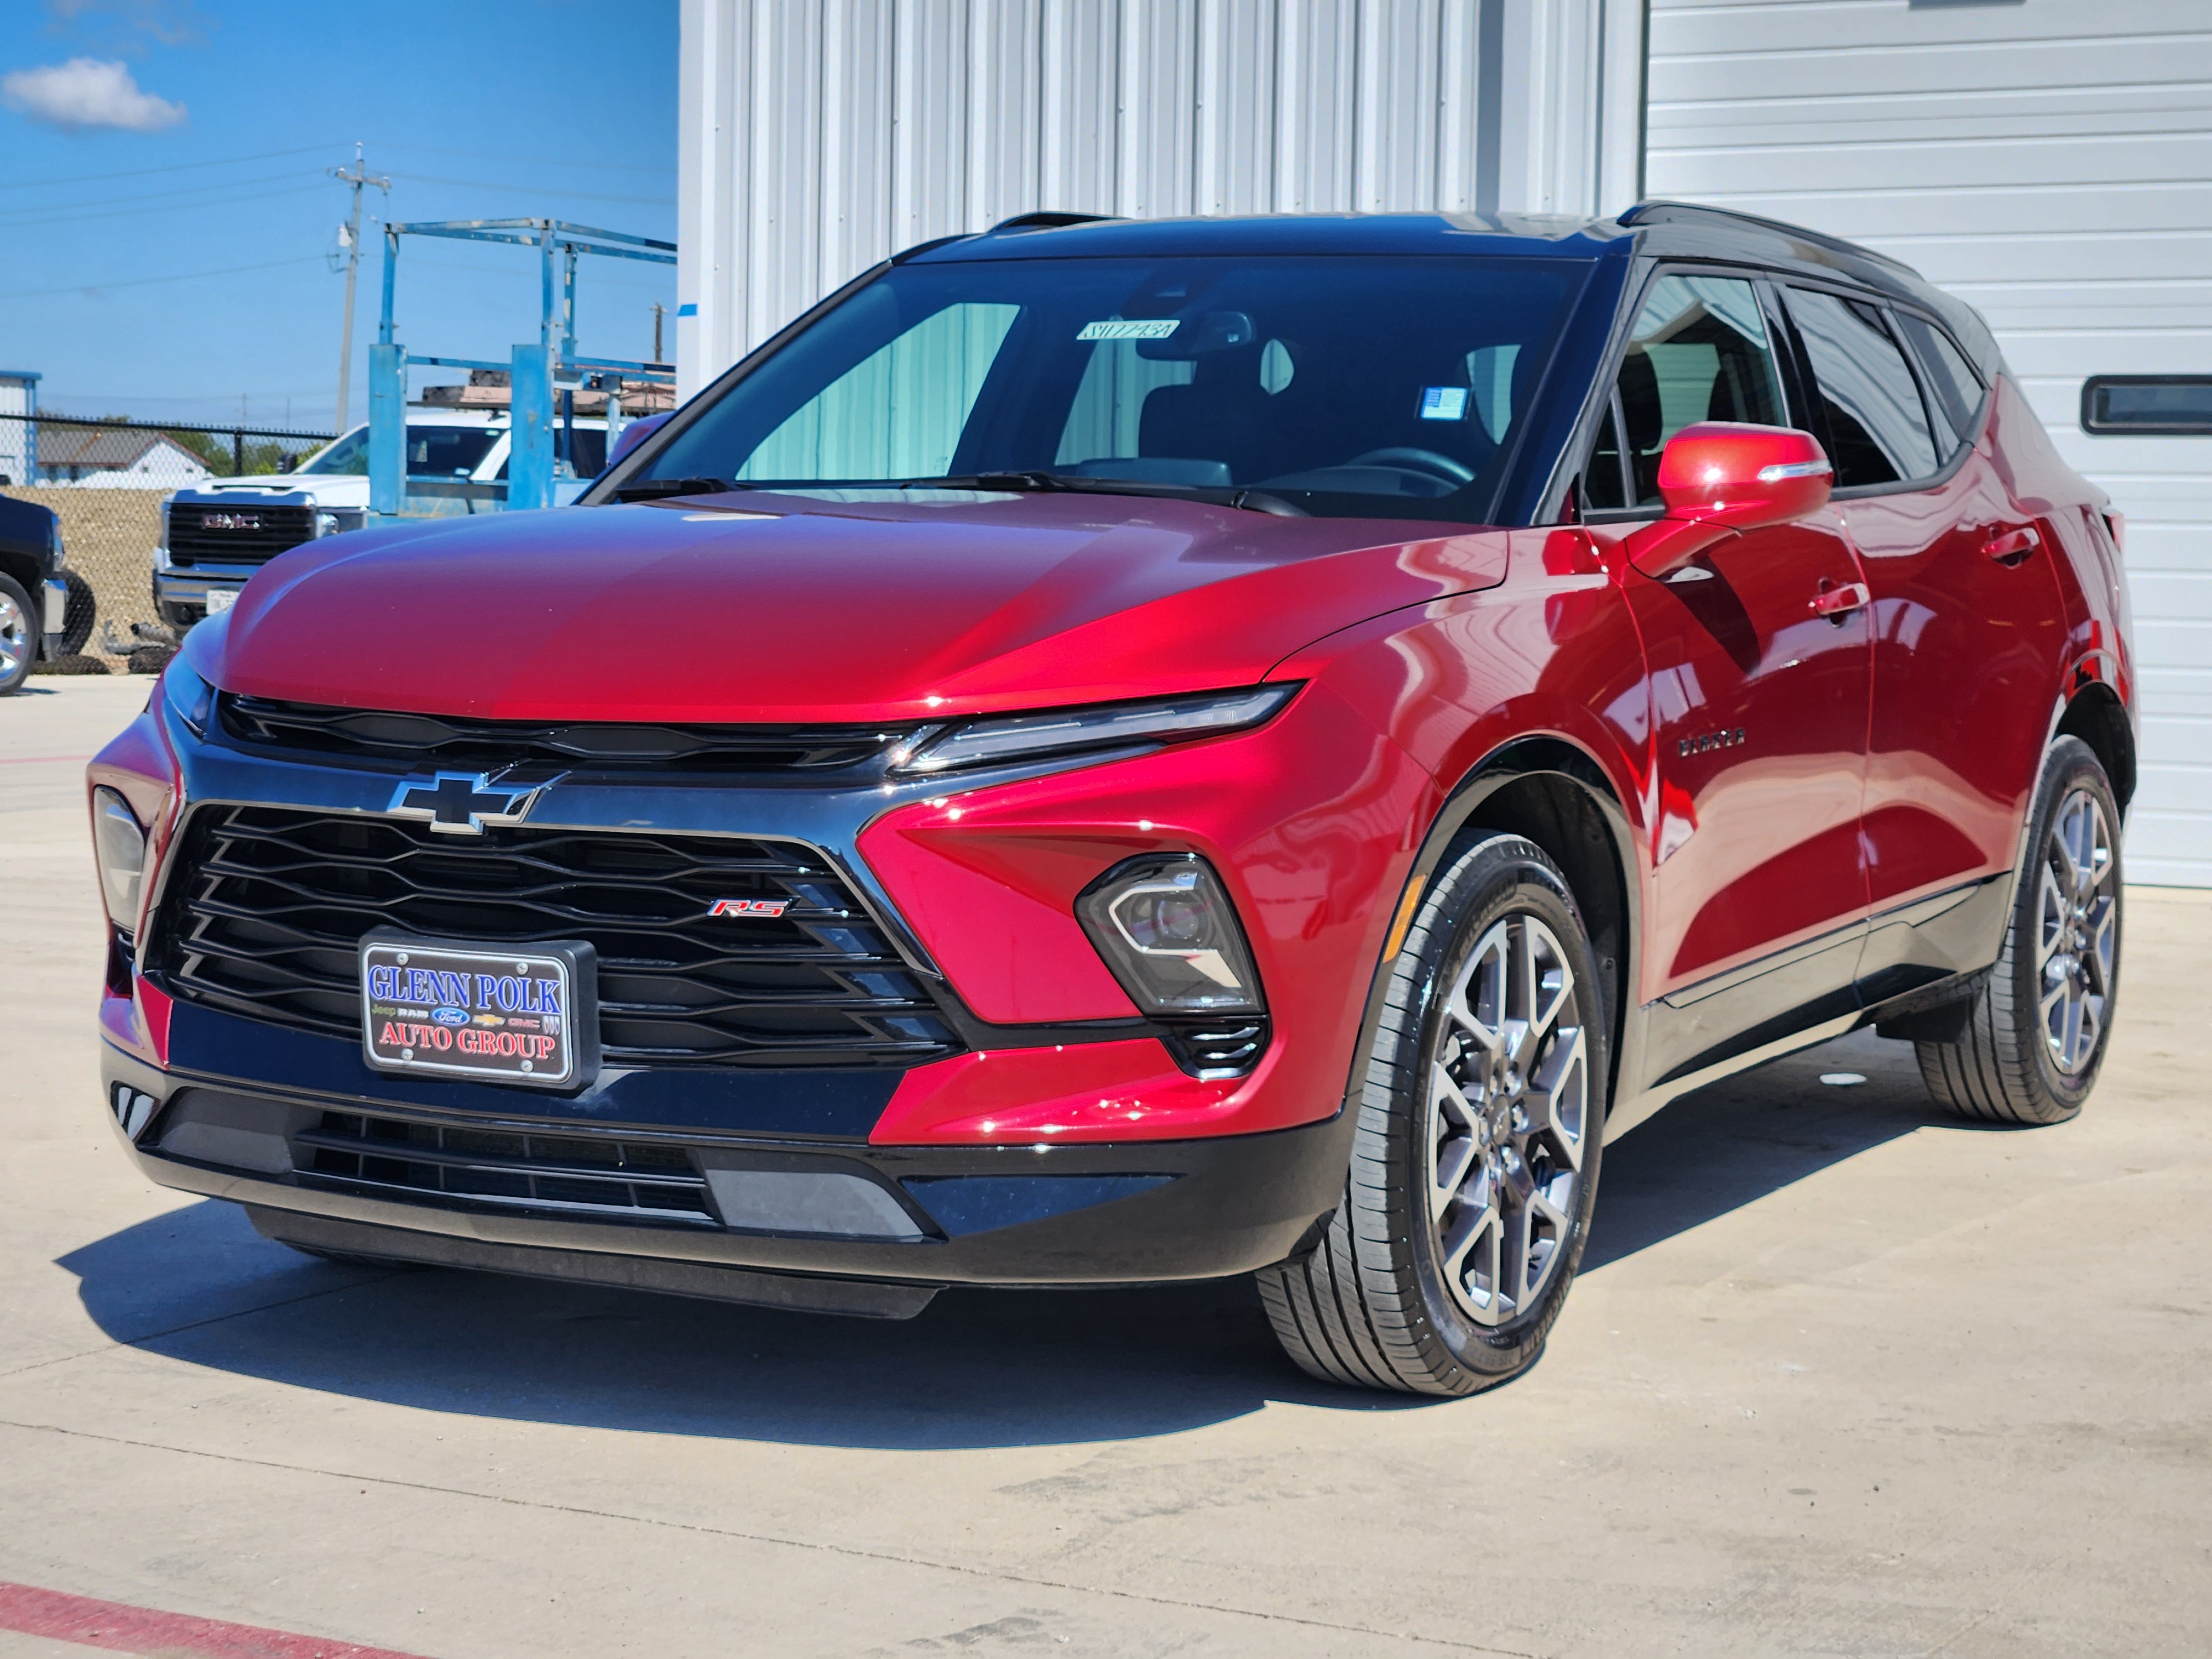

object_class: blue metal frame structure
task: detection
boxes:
[369,219,676,517]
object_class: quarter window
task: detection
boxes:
[1895,312,1985,447]
[1615,274,1787,505]
[1786,290,1940,487]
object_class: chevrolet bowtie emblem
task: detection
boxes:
[387,771,547,835]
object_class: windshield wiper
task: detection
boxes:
[611,477,748,502]
[894,472,1306,517]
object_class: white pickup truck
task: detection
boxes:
[153,407,611,628]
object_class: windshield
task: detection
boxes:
[298,424,502,478]
[635,255,1583,521]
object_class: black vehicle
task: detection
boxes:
[0,487,67,695]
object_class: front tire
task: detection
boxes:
[1258,833,1606,1396]
[1916,736,2122,1125]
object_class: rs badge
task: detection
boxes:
[709,897,791,918]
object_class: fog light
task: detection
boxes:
[1075,854,1264,1015]
[92,787,147,936]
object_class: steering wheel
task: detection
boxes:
[1345,447,1475,486]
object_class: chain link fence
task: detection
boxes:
[3,413,335,675]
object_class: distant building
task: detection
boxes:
[0,371,35,488]
[38,425,213,488]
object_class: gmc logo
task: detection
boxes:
[709,897,791,918]
[203,512,263,530]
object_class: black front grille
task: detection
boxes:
[220,695,918,776]
[296,1109,714,1223]
[166,503,317,568]
[154,806,962,1069]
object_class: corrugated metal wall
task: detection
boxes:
[1646,0,2212,886]
[677,0,1646,394]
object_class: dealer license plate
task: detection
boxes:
[359,932,597,1089]
[204,587,240,615]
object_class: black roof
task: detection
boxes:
[910,200,2003,378]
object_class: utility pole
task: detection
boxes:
[332,142,390,432]
[651,300,666,365]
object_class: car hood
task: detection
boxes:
[211,491,1515,723]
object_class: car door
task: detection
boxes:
[1589,272,1875,1041]
[1781,290,2067,928]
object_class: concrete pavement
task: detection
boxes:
[3,674,2208,1657]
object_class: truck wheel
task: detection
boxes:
[1916,736,2122,1125]
[1257,833,1606,1396]
[0,573,36,694]
[60,570,96,657]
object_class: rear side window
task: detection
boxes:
[1895,312,1985,445]
[1615,273,1787,505]
[1786,289,1940,487]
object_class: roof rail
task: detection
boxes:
[988,211,1119,234]
[1617,200,1918,275]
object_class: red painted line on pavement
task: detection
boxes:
[0,754,92,765]
[0,1583,438,1659]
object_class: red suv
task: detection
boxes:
[89,204,2133,1395]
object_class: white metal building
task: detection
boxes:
[1646,0,2212,884]
[677,0,2211,885]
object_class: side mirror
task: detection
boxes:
[1656,421,1832,531]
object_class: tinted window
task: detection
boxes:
[297,424,500,478]
[1615,274,1786,505]
[1896,312,1984,442]
[1787,290,1939,487]
[638,255,1583,523]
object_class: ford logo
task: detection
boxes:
[431,1007,469,1026]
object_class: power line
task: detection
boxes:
[0,181,332,231]
[0,143,342,191]
[0,168,319,222]
[390,171,675,207]
[0,256,325,301]
[372,140,674,176]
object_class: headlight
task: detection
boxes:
[890,685,1297,775]
[160,659,212,737]
[1075,854,1264,1015]
[92,787,148,936]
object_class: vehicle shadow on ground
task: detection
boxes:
[59,1029,1956,1448]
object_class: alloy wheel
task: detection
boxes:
[0,589,27,679]
[1426,913,1589,1327]
[2037,786,2117,1076]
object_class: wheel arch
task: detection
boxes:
[2054,677,2136,816]
[1339,735,1641,1118]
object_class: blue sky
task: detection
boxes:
[0,0,677,431]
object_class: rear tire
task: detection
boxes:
[1916,736,2122,1125]
[1258,833,1607,1396]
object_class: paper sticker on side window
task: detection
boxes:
[1078,320,1180,341]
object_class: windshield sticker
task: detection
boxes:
[1078,319,1181,341]
[1420,387,1470,421]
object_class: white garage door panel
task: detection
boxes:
[1667,186,2212,243]
[1656,0,2208,55]
[2102,528,2209,576]
[1657,134,2212,198]
[1960,286,2212,333]
[2128,573,2212,620]
[1651,0,2212,883]
[1648,39,2209,106]
[1650,98,2212,153]
[2142,668,2212,718]
[1880,236,2212,286]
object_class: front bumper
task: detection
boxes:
[101,1037,1350,1312]
[152,562,248,617]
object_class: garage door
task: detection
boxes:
[1645,0,2212,885]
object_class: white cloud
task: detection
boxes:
[2,57,185,132]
